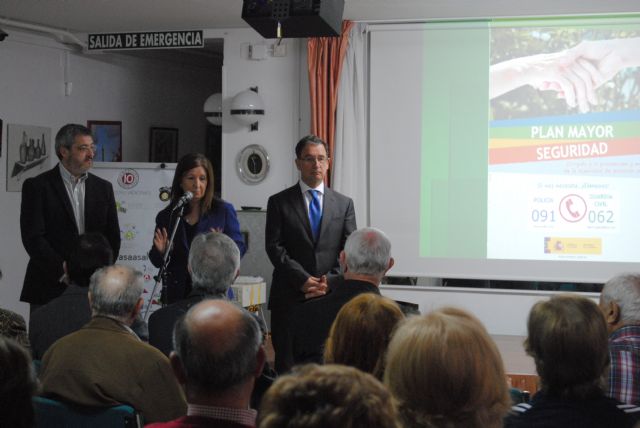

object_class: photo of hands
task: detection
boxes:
[490,28,640,120]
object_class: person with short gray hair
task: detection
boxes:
[146,300,265,428]
[600,273,640,405]
[89,265,144,322]
[54,123,92,159]
[39,264,186,423]
[343,227,393,277]
[149,231,241,356]
[291,227,394,366]
[188,231,241,296]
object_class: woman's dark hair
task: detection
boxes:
[525,294,609,399]
[0,337,38,428]
[170,153,217,216]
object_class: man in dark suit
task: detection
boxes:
[265,135,357,373]
[291,227,394,365]
[20,124,120,311]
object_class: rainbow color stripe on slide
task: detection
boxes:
[489,110,640,166]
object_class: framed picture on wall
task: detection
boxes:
[6,123,52,192]
[87,120,122,161]
[149,127,178,162]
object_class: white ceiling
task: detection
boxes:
[0,0,638,35]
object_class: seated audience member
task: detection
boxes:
[0,307,30,350]
[148,231,276,408]
[29,233,113,359]
[599,273,640,406]
[0,336,38,428]
[291,227,394,365]
[323,293,404,380]
[385,307,510,428]
[149,231,241,356]
[258,364,399,428]
[147,299,265,428]
[39,265,186,423]
[505,294,640,428]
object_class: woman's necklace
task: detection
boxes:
[185,205,200,225]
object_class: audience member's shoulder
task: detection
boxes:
[138,339,172,360]
[505,396,640,428]
[149,299,191,323]
[616,402,640,418]
[291,296,329,330]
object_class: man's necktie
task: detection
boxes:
[308,189,322,240]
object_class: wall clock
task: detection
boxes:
[237,144,269,184]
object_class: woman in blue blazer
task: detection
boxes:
[149,153,246,304]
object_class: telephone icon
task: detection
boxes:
[559,194,587,223]
[565,199,580,218]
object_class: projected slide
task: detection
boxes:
[488,27,640,262]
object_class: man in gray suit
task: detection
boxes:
[266,135,356,373]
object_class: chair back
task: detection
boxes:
[509,387,531,404]
[33,396,142,427]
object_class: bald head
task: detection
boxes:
[187,300,245,355]
[342,227,393,278]
[172,300,262,394]
[89,264,143,322]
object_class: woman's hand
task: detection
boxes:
[153,227,169,254]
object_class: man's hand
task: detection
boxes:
[301,275,328,299]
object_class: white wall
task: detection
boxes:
[204,28,304,209]
[381,285,600,336]
[0,29,221,318]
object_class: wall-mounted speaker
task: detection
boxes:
[242,0,345,39]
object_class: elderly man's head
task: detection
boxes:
[88,265,144,325]
[340,227,393,282]
[188,232,240,296]
[600,273,640,334]
[171,300,264,400]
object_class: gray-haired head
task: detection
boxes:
[601,273,640,324]
[55,124,93,160]
[343,227,392,277]
[188,232,240,296]
[89,265,143,322]
[172,299,262,394]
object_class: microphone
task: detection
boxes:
[173,191,193,210]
